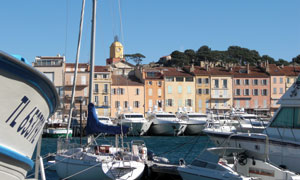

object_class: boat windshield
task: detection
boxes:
[156,114,176,118]
[98,118,110,121]
[125,115,144,118]
[188,115,207,118]
[270,107,300,128]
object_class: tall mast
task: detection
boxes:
[89,0,97,104]
[66,0,86,138]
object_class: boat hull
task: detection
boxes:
[0,52,58,180]
[43,128,73,138]
[184,124,206,135]
[102,161,145,180]
[55,155,109,180]
[148,123,186,136]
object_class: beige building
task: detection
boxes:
[281,66,300,90]
[210,67,233,113]
[164,67,195,113]
[110,75,144,117]
[64,63,90,119]
[93,66,112,116]
[33,55,65,120]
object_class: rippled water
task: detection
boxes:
[26,136,214,180]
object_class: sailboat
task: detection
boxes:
[55,0,147,179]
[0,51,59,180]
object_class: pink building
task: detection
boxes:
[232,66,270,115]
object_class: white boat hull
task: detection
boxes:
[102,161,145,180]
[0,52,58,180]
[148,123,186,136]
[185,124,206,135]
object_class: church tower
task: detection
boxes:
[106,36,125,65]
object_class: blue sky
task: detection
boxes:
[1,0,300,65]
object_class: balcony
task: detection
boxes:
[211,94,231,99]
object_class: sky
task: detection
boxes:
[1,0,300,66]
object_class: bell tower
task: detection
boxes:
[107,36,125,65]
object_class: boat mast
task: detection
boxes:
[89,0,97,104]
[66,0,86,139]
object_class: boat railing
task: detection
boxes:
[56,137,82,155]
[221,133,270,162]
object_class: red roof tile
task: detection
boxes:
[94,66,110,72]
[112,75,143,86]
[280,66,300,76]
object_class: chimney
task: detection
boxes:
[247,64,250,74]
[280,64,284,69]
[205,63,210,71]
[266,60,270,73]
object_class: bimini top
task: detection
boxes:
[278,76,300,106]
[86,103,129,135]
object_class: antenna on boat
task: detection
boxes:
[66,0,86,139]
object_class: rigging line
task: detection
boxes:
[64,0,69,58]
[184,135,201,160]
[117,0,124,45]
[110,0,116,38]
[62,161,103,180]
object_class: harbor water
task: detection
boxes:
[26,136,214,180]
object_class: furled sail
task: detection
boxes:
[86,103,129,135]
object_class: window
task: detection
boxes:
[273,77,277,84]
[205,89,210,95]
[168,86,172,94]
[214,79,219,88]
[246,100,250,108]
[197,78,202,84]
[81,76,86,85]
[198,89,202,94]
[253,89,259,96]
[244,89,250,96]
[206,100,209,108]
[280,88,284,94]
[270,107,294,128]
[94,96,98,105]
[244,79,249,85]
[262,79,268,85]
[186,77,193,82]
[222,79,227,88]
[186,99,192,107]
[273,88,277,94]
[205,78,209,84]
[178,99,183,107]
[115,101,120,108]
[253,79,258,85]
[287,78,290,84]
[235,79,240,85]
[117,88,125,95]
[187,86,192,94]
[148,88,153,96]
[166,99,173,106]
[136,88,140,95]
[280,77,283,84]
[104,96,108,105]
[262,89,268,96]
[148,99,153,107]
[124,101,128,108]
[94,84,99,93]
[176,77,184,82]
[198,99,202,108]
[104,84,108,93]
[166,77,174,82]
[158,81,162,86]
[235,89,241,96]
[147,72,156,77]
[158,89,162,97]
[112,88,116,95]
[148,81,152,85]
[134,101,140,108]
[178,86,182,93]
[103,74,108,79]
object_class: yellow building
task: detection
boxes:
[93,66,112,116]
[209,67,233,113]
[189,66,211,113]
[164,67,195,113]
[281,66,300,90]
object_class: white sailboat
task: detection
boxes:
[55,1,146,179]
[0,51,59,180]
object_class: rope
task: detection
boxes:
[61,161,102,180]
[184,135,201,160]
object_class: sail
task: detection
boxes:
[86,103,129,135]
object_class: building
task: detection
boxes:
[281,66,300,90]
[110,75,144,117]
[232,65,270,115]
[94,66,112,116]
[140,67,165,112]
[163,67,195,113]
[33,55,65,120]
[268,64,285,115]
[209,67,233,113]
[64,63,90,119]
[185,65,211,113]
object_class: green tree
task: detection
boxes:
[292,55,300,64]
[276,58,289,66]
[124,53,146,65]
[261,55,276,64]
